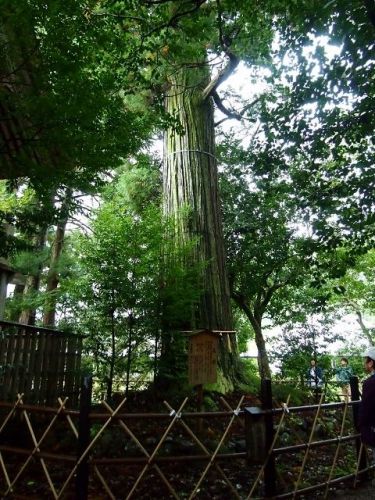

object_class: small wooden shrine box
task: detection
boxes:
[187,329,219,386]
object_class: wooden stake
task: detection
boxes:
[323,397,349,499]
[292,392,325,499]
[189,396,245,500]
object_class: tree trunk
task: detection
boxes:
[125,313,134,397]
[233,295,271,379]
[252,320,272,380]
[107,311,116,401]
[162,65,238,389]
[9,283,25,321]
[43,189,71,327]
[18,229,47,325]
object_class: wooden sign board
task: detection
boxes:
[188,331,219,386]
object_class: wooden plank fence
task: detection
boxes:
[0,320,83,406]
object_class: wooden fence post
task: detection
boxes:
[245,406,267,465]
[76,376,92,500]
[261,378,276,498]
[350,375,368,478]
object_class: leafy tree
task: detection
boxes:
[219,142,317,379]
[254,0,375,251]
[0,0,157,188]
[213,0,375,382]
[0,181,53,323]
[64,201,165,399]
[329,249,375,344]
[2,182,86,325]
[60,165,201,397]
[1,0,165,323]
[271,318,342,384]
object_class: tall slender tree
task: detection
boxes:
[43,188,72,327]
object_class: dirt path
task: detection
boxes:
[328,481,375,498]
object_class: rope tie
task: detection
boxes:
[282,402,290,414]
[169,409,182,419]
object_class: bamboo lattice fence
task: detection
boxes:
[0,380,374,499]
[0,320,83,406]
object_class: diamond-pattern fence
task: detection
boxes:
[0,377,373,499]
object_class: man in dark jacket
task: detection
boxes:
[359,347,375,451]
[306,359,324,388]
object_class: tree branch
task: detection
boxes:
[202,51,240,99]
[91,12,146,23]
[95,1,208,40]
[213,93,261,125]
[141,0,175,4]
[201,0,243,99]
[355,309,374,345]
[212,91,242,120]
[259,282,285,316]
[216,0,226,49]
[232,291,259,332]
[69,217,93,234]
[215,0,241,52]
[145,0,208,38]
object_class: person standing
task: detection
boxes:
[358,347,375,458]
[335,357,353,401]
[306,359,324,389]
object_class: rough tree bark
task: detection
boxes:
[162,64,239,390]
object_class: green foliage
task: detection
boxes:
[0,0,157,188]
[233,310,253,353]
[219,135,323,378]
[110,157,161,213]
[59,166,202,395]
[328,249,375,342]
[6,287,41,321]
[0,181,56,259]
[220,146,298,293]
[256,0,375,251]
[271,319,342,380]
[10,248,48,277]
[237,358,260,394]
[217,0,375,381]
[62,200,164,394]
[271,382,306,407]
